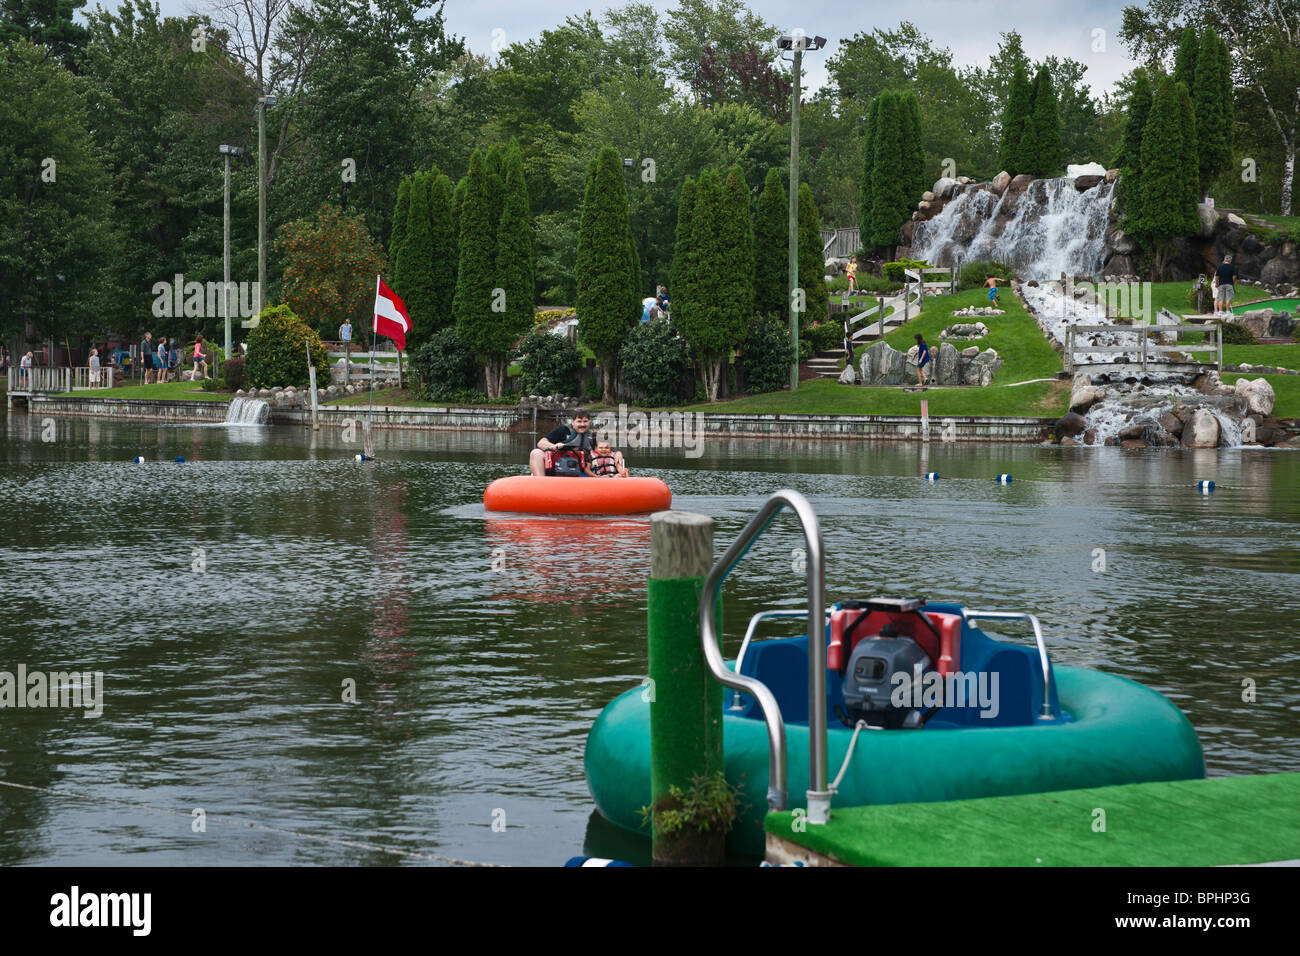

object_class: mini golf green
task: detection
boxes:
[1232,297,1299,315]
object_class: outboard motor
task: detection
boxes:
[834,596,942,729]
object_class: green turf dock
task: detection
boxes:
[764,773,1300,866]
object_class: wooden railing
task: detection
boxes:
[1064,323,1221,374]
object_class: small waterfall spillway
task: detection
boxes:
[225,397,270,425]
[911,177,1115,281]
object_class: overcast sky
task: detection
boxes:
[137,0,1145,97]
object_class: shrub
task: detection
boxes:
[411,328,480,400]
[738,313,795,394]
[534,308,577,326]
[958,259,1014,291]
[807,321,844,353]
[243,304,329,389]
[798,338,813,364]
[619,320,693,406]
[516,328,582,396]
[882,258,928,283]
[1216,320,1259,345]
[221,356,245,390]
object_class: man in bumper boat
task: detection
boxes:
[530,408,617,477]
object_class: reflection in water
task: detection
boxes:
[483,516,652,604]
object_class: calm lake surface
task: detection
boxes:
[1,411,1297,865]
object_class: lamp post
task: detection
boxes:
[218,145,245,361]
[256,95,278,319]
[778,33,826,391]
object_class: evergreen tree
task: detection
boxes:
[716,165,755,381]
[1176,82,1201,214]
[868,91,909,249]
[901,90,926,204]
[1018,65,1062,178]
[1115,70,1153,172]
[396,171,437,348]
[999,63,1033,175]
[676,170,729,400]
[798,183,828,327]
[453,150,497,391]
[754,167,788,316]
[389,176,411,282]
[1214,32,1234,175]
[670,176,698,323]
[1116,70,1153,230]
[860,94,880,247]
[485,143,505,252]
[1173,25,1199,90]
[450,176,467,280]
[1129,77,1199,277]
[575,146,640,403]
[427,172,456,337]
[485,141,534,398]
[1193,28,1231,199]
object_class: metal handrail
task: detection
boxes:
[959,610,1055,719]
[729,608,833,711]
[700,491,827,821]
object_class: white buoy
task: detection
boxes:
[355,453,372,462]
[996,474,1013,484]
[1196,479,1215,494]
[132,456,145,464]
[924,473,940,481]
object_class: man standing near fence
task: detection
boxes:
[139,331,154,384]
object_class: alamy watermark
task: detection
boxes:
[152,274,261,319]
[890,668,1000,719]
[1062,277,1155,325]
[1,665,103,717]
[591,404,705,458]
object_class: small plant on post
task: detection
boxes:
[640,771,743,864]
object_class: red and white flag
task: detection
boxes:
[373,276,410,351]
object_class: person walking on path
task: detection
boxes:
[1214,255,1238,315]
[914,333,931,388]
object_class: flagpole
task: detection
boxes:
[367,275,378,458]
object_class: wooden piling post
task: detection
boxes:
[648,510,723,866]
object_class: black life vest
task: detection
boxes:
[549,428,595,475]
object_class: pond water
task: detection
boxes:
[1,412,1297,865]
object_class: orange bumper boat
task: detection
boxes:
[483,475,672,515]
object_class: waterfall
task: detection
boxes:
[225,397,269,425]
[912,177,1115,281]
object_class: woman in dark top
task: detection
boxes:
[914,333,931,387]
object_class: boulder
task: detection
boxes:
[1227,213,1246,227]
[918,200,932,212]
[921,190,935,202]
[1084,428,1098,444]
[990,171,1012,196]
[1234,377,1276,416]
[1119,418,1157,440]
[1074,175,1104,192]
[1240,233,1264,255]
[1055,412,1088,440]
[838,363,857,385]
[974,348,1001,371]
[1261,255,1300,286]
[961,346,980,358]
[860,340,907,386]
[1108,229,1135,255]
[933,342,962,385]
[1067,162,1107,178]
[1120,438,1149,448]
[1181,408,1221,447]
[932,177,959,199]
[1159,411,1183,436]
[1105,168,1120,183]
[1060,436,1082,447]
[1238,309,1272,339]
[1268,312,1298,338]
[1070,385,1107,414]
[900,221,915,244]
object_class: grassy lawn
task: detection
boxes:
[53,381,231,401]
[1245,213,1300,235]
[325,387,425,406]
[1194,344,1300,368]
[1110,281,1276,320]
[1222,372,1300,418]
